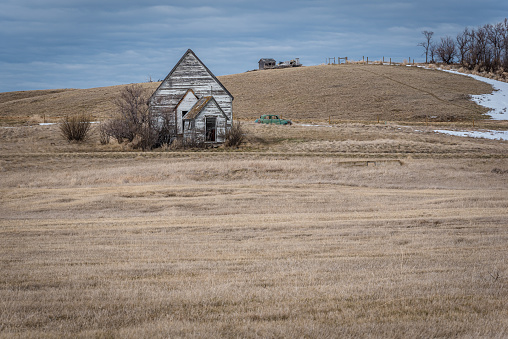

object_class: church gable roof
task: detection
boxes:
[151,49,233,101]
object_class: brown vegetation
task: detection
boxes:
[220,64,493,122]
[223,121,245,148]
[102,84,172,150]
[0,64,494,125]
[1,151,508,338]
[0,64,507,337]
[1,121,508,338]
[0,83,158,125]
[59,114,93,142]
[1,121,507,157]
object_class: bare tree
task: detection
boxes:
[418,30,434,63]
[102,84,172,150]
[429,42,437,63]
[503,19,508,70]
[486,22,505,69]
[113,84,150,140]
[456,28,471,66]
[420,18,508,73]
[471,26,489,70]
[436,36,456,64]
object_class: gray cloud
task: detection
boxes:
[0,0,506,92]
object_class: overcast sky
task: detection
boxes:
[0,0,506,92]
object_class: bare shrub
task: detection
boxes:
[224,121,245,148]
[492,168,508,175]
[171,131,206,150]
[102,118,133,144]
[98,123,109,144]
[59,114,92,142]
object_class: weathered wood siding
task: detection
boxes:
[150,51,233,124]
[175,91,198,135]
[149,50,233,144]
[183,101,227,143]
[259,58,276,70]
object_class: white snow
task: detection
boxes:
[434,129,508,141]
[436,69,508,120]
[416,67,508,140]
[38,121,100,126]
[298,124,333,128]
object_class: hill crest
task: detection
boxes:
[0,64,493,125]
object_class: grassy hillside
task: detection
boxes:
[221,64,493,122]
[0,83,158,125]
[0,64,494,125]
[0,89,73,104]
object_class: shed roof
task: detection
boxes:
[183,96,228,120]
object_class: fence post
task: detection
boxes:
[345,57,348,63]
[367,57,369,64]
[390,58,392,65]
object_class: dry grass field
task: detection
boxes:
[221,64,493,122]
[1,64,508,338]
[0,64,495,125]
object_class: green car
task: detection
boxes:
[254,114,292,125]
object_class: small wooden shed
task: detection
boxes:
[149,49,234,144]
[259,58,276,70]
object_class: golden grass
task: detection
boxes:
[220,64,493,122]
[0,83,159,125]
[0,64,494,125]
[1,153,508,338]
[0,89,73,104]
[1,121,507,158]
[1,64,508,338]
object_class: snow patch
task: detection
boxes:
[435,69,508,120]
[38,121,100,126]
[434,129,508,141]
[298,124,333,128]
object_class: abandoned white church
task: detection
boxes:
[149,49,233,144]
